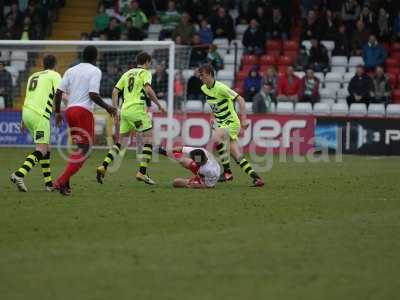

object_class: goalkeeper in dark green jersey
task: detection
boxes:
[199,64,264,187]
[10,55,61,192]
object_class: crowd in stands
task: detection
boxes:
[84,0,400,113]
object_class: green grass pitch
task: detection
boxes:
[1,148,400,300]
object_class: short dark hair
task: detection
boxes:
[83,45,98,63]
[43,54,57,69]
[198,64,215,77]
[189,149,208,166]
[136,52,152,65]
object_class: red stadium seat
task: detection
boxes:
[391,52,400,61]
[283,40,299,52]
[241,54,259,65]
[278,65,287,75]
[241,65,253,73]
[267,50,281,58]
[386,58,398,68]
[237,70,248,81]
[392,89,400,103]
[277,55,293,66]
[387,73,398,88]
[283,50,298,62]
[266,40,282,52]
[391,42,400,52]
[260,54,277,65]
[387,67,400,76]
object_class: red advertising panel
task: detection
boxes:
[152,113,316,155]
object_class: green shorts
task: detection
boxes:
[120,107,152,134]
[22,107,50,144]
[218,120,240,141]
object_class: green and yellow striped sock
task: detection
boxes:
[237,157,259,179]
[102,143,121,169]
[40,151,52,187]
[15,151,42,178]
[139,144,153,175]
[216,142,231,172]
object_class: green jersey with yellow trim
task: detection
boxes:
[24,70,61,119]
[201,80,240,125]
[115,68,151,111]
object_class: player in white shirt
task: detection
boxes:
[159,146,221,188]
[53,46,117,196]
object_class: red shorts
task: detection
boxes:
[66,106,94,145]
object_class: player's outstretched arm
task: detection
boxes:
[89,92,117,117]
[236,95,249,129]
[144,84,166,114]
[111,88,120,108]
[54,89,64,127]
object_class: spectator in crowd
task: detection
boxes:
[0,17,20,39]
[277,66,301,102]
[351,20,370,55]
[174,71,185,109]
[268,7,289,40]
[209,6,235,41]
[371,65,391,105]
[5,3,23,26]
[254,6,268,33]
[321,10,339,41]
[393,10,400,41]
[19,16,37,40]
[198,19,213,45]
[342,0,361,30]
[184,0,207,23]
[122,0,149,33]
[347,65,373,105]
[309,38,330,72]
[362,34,386,71]
[80,32,90,40]
[377,7,390,41]
[189,34,208,67]
[333,23,351,56]
[122,18,146,41]
[187,68,204,100]
[252,83,275,113]
[172,12,195,45]
[105,18,121,40]
[359,5,376,32]
[262,66,279,97]
[159,0,181,40]
[244,67,262,102]
[94,3,110,34]
[153,64,168,100]
[302,10,320,40]
[242,19,265,55]
[207,44,224,71]
[295,45,310,72]
[100,64,119,97]
[0,62,13,108]
[299,67,320,103]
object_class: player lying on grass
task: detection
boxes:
[96,52,166,185]
[198,64,264,187]
[158,146,220,188]
[10,55,61,192]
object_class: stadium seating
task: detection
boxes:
[294,102,313,115]
[392,89,400,103]
[320,88,336,101]
[386,104,400,117]
[367,104,386,117]
[245,102,253,114]
[184,100,203,112]
[0,96,5,109]
[217,70,235,81]
[276,102,294,114]
[313,102,331,115]
[331,102,349,115]
[204,103,212,113]
[343,73,354,84]
[349,103,367,116]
